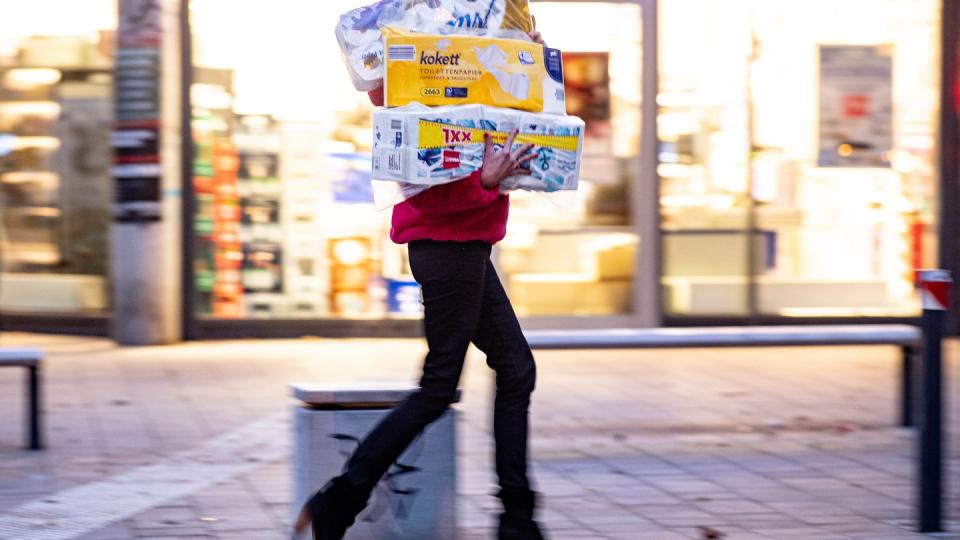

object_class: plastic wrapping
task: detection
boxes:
[371,103,583,209]
[382,26,566,114]
[336,0,533,91]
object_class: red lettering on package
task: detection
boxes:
[442,149,460,169]
[442,127,473,144]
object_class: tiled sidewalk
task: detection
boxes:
[0,333,957,539]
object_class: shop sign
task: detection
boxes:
[113,0,163,222]
[817,45,893,168]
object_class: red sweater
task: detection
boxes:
[390,170,510,244]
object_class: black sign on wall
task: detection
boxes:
[113,0,163,222]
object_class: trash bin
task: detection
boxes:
[291,383,458,540]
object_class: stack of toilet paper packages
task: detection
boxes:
[372,103,584,192]
[337,0,533,91]
[381,26,566,114]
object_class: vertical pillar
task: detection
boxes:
[111,0,183,344]
[635,0,661,327]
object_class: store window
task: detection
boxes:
[659,0,941,317]
[0,0,115,314]
[190,0,398,320]
[498,1,642,317]
[189,0,643,321]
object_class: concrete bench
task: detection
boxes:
[0,348,44,450]
[525,324,922,426]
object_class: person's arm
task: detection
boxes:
[370,85,499,214]
[404,131,538,214]
[403,170,502,215]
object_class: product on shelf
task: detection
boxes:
[210,138,244,318]
[0,65,102,273]
[242,242,283,293]
[328,236,374,315]
[278,123,330,316]
[336,0,533,91]
[386,278,422,314]
[382,26,565,114]
[235,115,284,309]
[372,103,583,191]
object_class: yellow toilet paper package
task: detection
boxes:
[382,26,566,114]
[337,0,533,91]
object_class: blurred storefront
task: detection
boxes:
[0,0,115,333]
[0,0,956,338]
[658,0,944,323]
[184,0,652,337]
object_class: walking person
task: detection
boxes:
[293,27,549,540]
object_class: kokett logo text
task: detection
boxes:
[421,50,461,65]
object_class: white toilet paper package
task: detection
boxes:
[371,104,583,200]
[382,26,566,114]
[336,0,533,92]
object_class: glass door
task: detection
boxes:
[0,0,115,314]
[747,0,940,317]
[659,0,753,316]
[501,1,646,320]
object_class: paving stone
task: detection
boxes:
[0,334,956,540]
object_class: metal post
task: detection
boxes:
[901,345,915,427]
[917,269,951,532]
[938,0,959,337]
[27,365,41,450]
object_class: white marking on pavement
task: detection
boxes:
[0,413,289,540]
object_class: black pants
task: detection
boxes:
[340,240,537,496]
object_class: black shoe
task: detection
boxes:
[292,478,366,540]
[497,488,547,540]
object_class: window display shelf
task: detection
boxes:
[3,207,61,218]
[0,272,108,312]
[663,275,894,315]
[0,89,62,271]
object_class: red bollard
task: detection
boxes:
[917,270,951,533]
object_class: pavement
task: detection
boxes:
[0,332,957,540]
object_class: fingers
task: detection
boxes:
[508,153,538,177]
[484,132,494,156]
[504,128,518,151]
[510,143,535,161]
[529,16,544,44]
[516,152,538,166]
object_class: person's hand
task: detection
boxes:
[528,15,545,45]
[480,130,537,190]
[367,85,384,107]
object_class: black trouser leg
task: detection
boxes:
[340,241,490,495]
[472,259,536,492]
